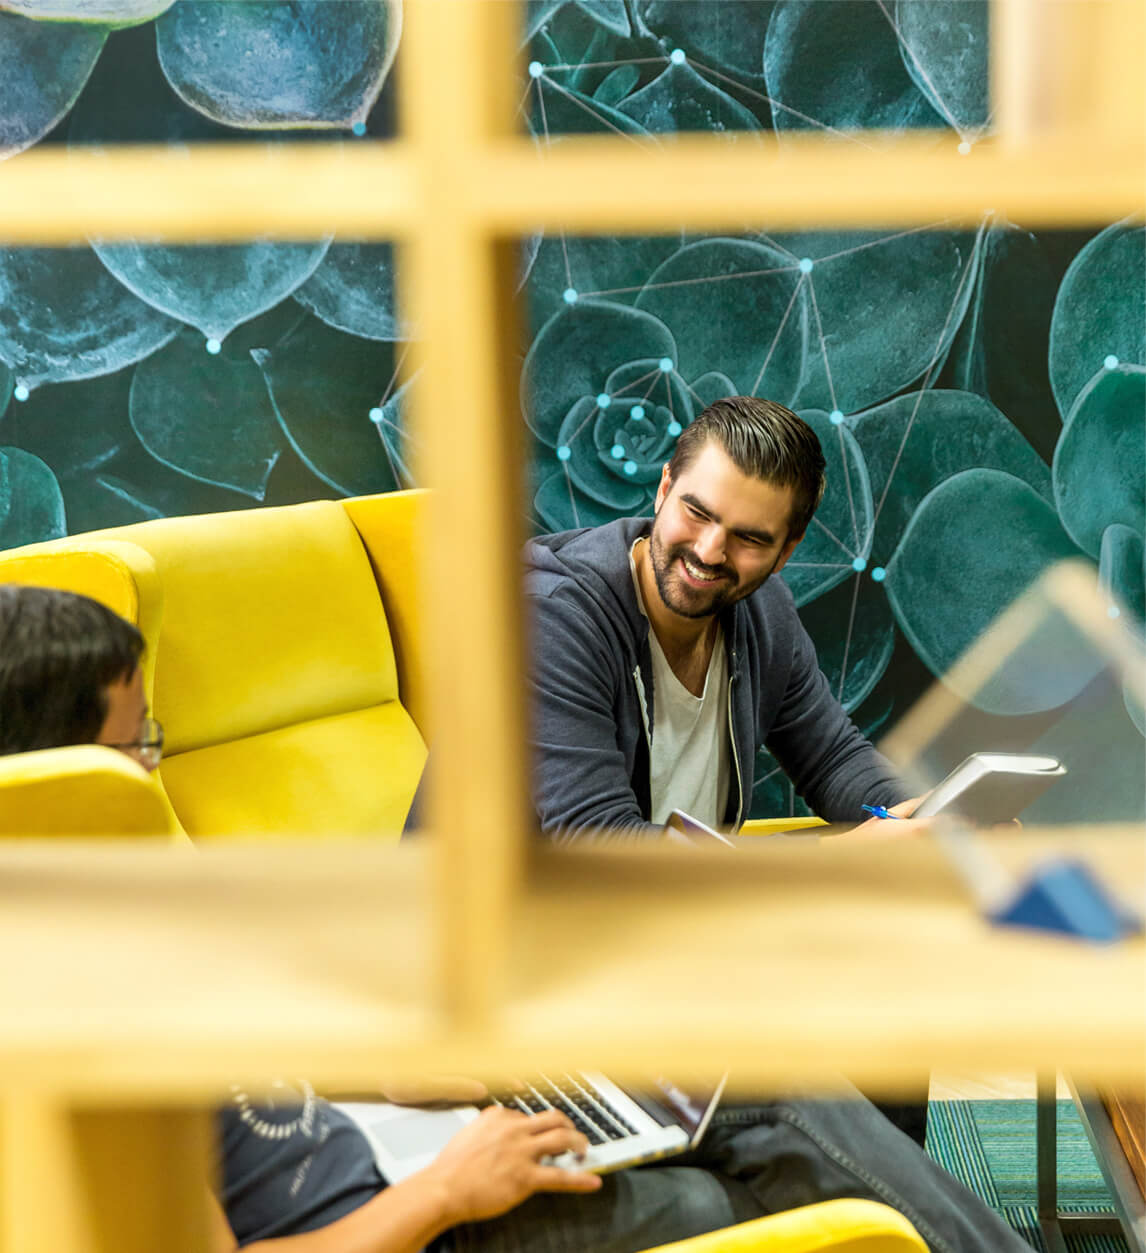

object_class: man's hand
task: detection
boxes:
[849,797,932,841]
[424,1106,602,1226]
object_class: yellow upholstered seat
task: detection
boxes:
[647,1199,926,1251]
[0,745,180,839]
[0,493,429,842]
[740,816,828,835]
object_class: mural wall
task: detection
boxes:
[1,0,1142,817]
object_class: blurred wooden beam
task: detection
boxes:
[472,133,1145,232]
[0,142,419,244]
[0,836,1138,1094]
[0,130,1141,246]
[993,0,1146,150]
[0,1097,210,1253]
[400,0,530,1034]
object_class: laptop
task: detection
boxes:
[336,1069,727,1182]
[338,811,733,1182]
[663,808,737,847]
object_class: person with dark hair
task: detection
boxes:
[527,395,914,839]
[0,584,160,769]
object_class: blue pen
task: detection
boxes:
[861,803,903,820]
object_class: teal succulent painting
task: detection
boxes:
[0,0,1141,818]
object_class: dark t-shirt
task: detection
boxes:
[218,1081,384,1245]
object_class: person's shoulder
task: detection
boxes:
[524,518,646,597]
[523,525,592,569]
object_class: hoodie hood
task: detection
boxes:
[525,517,653,660]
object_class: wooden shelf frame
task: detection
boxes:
[0,829,1139,1096]
[0,0,1141,1071]
[0,3,1143,1247]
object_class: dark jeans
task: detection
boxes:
[445,1087,1029,1253]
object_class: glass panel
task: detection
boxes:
[0,1,409,541]
[0,235,411,541]
[885,563,1145,826]
[2,0,400,158]
[520,0,991,144]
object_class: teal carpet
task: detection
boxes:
[926,1100,1127,1252]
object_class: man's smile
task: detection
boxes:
[678,554,731,587]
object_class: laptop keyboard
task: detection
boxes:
[489,1073,639,1145]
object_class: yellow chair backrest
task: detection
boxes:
[0,539,165,697]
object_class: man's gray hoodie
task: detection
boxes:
[525,517,907,838]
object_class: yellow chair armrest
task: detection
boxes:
[646,1198,927,1252]
[739,816,827,836]
[0,746,182,840]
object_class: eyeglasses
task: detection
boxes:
[104,716,164,771]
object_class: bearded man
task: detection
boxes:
[526,394,916,839]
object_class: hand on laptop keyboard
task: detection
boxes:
[424,1106,601,1224]
[488,1074,638,1146]
[540,1149,587,1170]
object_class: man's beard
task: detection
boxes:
[647,523,780,620]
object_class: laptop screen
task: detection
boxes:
[621,1073,727,1145]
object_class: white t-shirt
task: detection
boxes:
[630,542,731,828]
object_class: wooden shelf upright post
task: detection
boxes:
[993,0,1146,147]
[400,0,533,1033]
[0,1096,211,1253]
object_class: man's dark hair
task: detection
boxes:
[665,396,827,538]
[0,585,144,756]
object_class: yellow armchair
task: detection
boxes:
[649,1199,926,1252]
[0,493,429,842]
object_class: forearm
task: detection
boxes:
[529,595,659,838]
[541,801,661,844]
[533,712,654,839]
[237,1172,458,1253]
[220,1101,600,1253]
